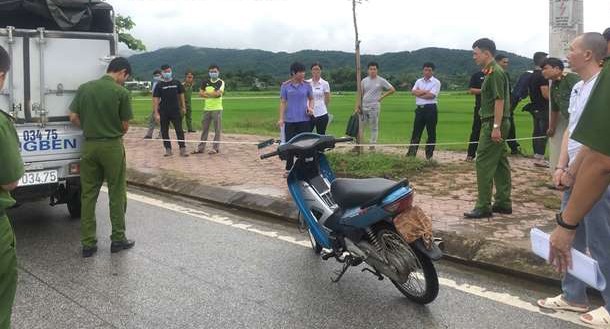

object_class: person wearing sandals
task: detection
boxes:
[306,62,331,135]
[537,32,610,327]
[194,64,225,155]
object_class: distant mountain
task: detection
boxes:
[128,45,533,90]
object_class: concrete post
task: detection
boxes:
[549,0,584,60]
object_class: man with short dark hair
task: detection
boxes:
[183,70,196,133]
[0,45,23,329]
[143,69,162,139]
[407,62,441,159]
[359,62,395,147]
[528,51,551,167]
[465,68,485,161]
[69,57,135,257]
[278,62,314,174]
[464,38,512,219]
[542,57,580,171]
[495,54,521,155]
[194,64,225,154]
[154,64,188,157]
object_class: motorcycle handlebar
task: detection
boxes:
[260,150,279,160]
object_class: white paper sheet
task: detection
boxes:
[530,228,607,291]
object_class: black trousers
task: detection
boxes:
[284,121,313,170]
[506,109,520,152]
[313,114,329,135]
[531,110,548,156]
[407,105,438,159]
[467,106,482,158]
[160,113,186,150]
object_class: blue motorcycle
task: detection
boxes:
[260,133,442,304]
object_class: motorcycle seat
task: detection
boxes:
[331,178,406,209]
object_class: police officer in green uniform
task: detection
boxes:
[465,38,512,219]
[542,57,580,171]
[69,57,135,257]
[0,45,23,329]
[183,70,195,133]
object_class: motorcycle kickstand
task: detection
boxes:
[362,267,384,281]
[331,262,351,283]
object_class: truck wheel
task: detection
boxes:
[67,195,81,220]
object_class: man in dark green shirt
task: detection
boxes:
[542,57,581,171]
[550,29,610,276]
[0,45,23,329]
[183,70,195,133]
[69,57,135,257]
[464,38,512,219]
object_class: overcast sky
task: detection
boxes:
[111,0,609,57]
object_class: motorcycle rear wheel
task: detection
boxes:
[376,227,439,304]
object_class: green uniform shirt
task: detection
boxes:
[479,61,511,120]
[572,58,610,156]
[0,111,25,212]
[201,79,225,111]
[551,72,580,120]
[70,75,133,139]
[183,82,193,107]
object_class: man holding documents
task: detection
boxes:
[538,32,610,327]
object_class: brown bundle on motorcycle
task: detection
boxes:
[393,205,433,249]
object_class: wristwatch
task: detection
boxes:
[556,212,579,230]
[493,123,499,129]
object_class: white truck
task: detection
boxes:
[0,1,117,218]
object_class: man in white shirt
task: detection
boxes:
[407,62,441,159]
[359,62,395,146]
[538,32,610,327]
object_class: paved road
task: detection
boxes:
[7,188,597,329]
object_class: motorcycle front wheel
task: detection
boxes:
[376,227,439,304]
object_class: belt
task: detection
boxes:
[416,104,437,109]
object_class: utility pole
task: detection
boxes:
[549,0,584,61]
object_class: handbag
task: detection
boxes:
[345,113,359,138]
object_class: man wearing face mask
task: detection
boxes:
[69,57,135,257]
[153,64,188,157]
[143,69,162,139]
[194,64,224,154]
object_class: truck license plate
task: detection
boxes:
[18,170,59,186]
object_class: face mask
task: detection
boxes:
[162,72,173,80]
[153,75,161,82]
[209,72,219,79]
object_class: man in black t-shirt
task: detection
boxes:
[527,52,550,166]
[153,64,188,157]
[466,70,485,161]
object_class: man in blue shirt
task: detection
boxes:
[278,62,314,174]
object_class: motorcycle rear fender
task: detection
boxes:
[410,238,443,261]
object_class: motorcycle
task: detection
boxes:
[260,133,442,304]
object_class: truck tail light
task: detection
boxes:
[69,162,80,175]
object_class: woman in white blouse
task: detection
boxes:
[306,62,331,134]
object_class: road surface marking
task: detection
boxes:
[118,188,592,328]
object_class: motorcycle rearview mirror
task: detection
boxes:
[257,138,277,149]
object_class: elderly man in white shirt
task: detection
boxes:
[407,62,442,159]
[538,32,610,327]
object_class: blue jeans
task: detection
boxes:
[560,186,610,313]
